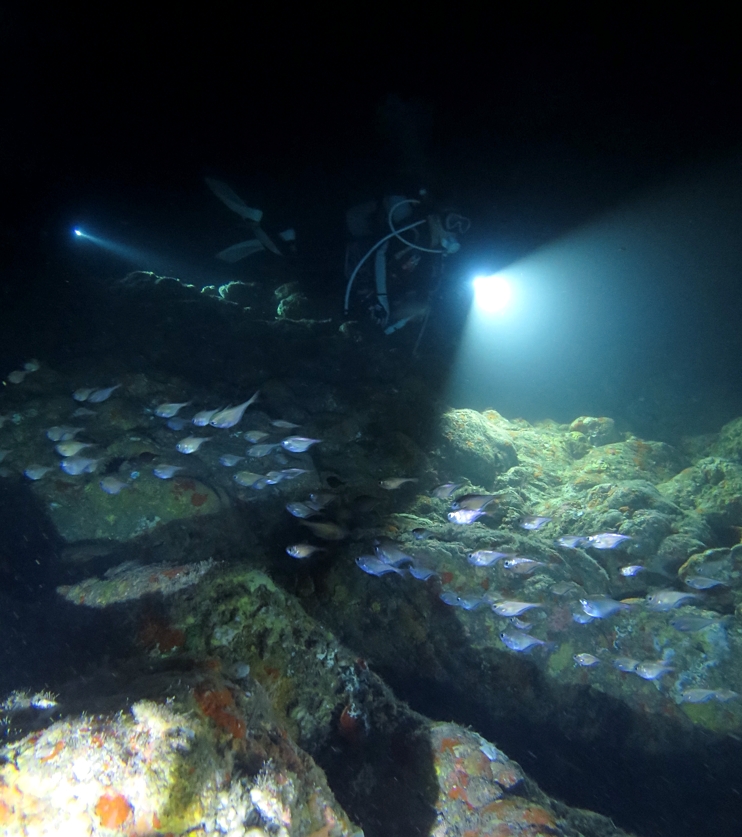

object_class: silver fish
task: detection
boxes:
[492,601,542,617]
[448,509,485,525]
[55,441,94,457]
[468,550,509,566]
[613,657,640,672]
[286,502,319,519]
[166,417,188,431]
[281,436,321,453]
[440,592,486,609]
[153,464,183,479]
[635,662,674,680]
[300,520,348,540]
[670,615,719,632]
[46,426,83,442]
[580,597,631,618]
[88,384,121,403]
[379,477,418,490]
[71,407,96,418]
[155,401,191,418]
[99,476,129,495]
[431,482,463,499]
[247,443,279,458]
[556,535,586,548]
[7,370,27,383]
[209,391,260,428]
[684,576,726,590]
[176,436,210,454]
[244,430,270,443]
[680,688,735,704]
[583,533,631,549]
[502,557,546,574]
[408,564,437,580]
[286,544,327,559]
[24,464,53,480]
[450,494,497,511]
[23,359,40,372]
[233,470,264,487]
[272,419,301,429]
[520,515,552,530]
[572,611,595,624]
[356,555,404,576]
[574,653,601,667]
[72,387,95,402]
[645,590,699,611]
[620,565,646,577]
[193,408,222,426]
[61,456,99,475]
[279,467,309,479]
[219,454,244,467]
[374,537,414,567]
[499,630,548,652]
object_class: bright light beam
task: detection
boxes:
[472,274,513,314]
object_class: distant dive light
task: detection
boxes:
[473,274,512,314]
[73,228,84,237]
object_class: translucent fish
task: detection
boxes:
[55,441,94,457]
[244,430,270,443]
[71,407,96,418]
[23,359,41,372]
[72,387,95,402]
[61,456,99,475]
[286,501,319,519]
[356,555,404,576]
[634,662,674,680]
[431,482,463,499]
[153,464,183,479]
[286,544,327,559]
[556,535,586,548]
[450,494,497,511]
[193,408,222,427]
[684,576,726,590]
[408,564,437,581]
[7,370,27,384]
[613,657,640,672]
[374,537,414,567]
[448,509,485,525]
[669,615,719,632]
[272,419,301,429]
[24,464,53,480]
[247,443,279,458]
[279,467,309,479]
[264,470,286,484]
[46,426,83,442]
[209,391,259,428]
[572,611,595,624]
[176,436,210,454]
[299,520,348,540]
[99,476,129,495]
[281,436,321,453]
[645,590,699,611]
[155,401,191,418]
[379,477,418,490]
[502,557,546,574]
[88,384,122,403]
[620,565,646,577]
[233,470,264,487]
[580,597,631,618]
[574,653,600,667]
[219,454,244,467]
[499,630,548,652]
[520,515,552,530]
[492,601,542,617]
[468,549,509,566]
[679,688,738,704]
[583,533,631,549]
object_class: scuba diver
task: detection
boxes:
[343,190,470,342]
